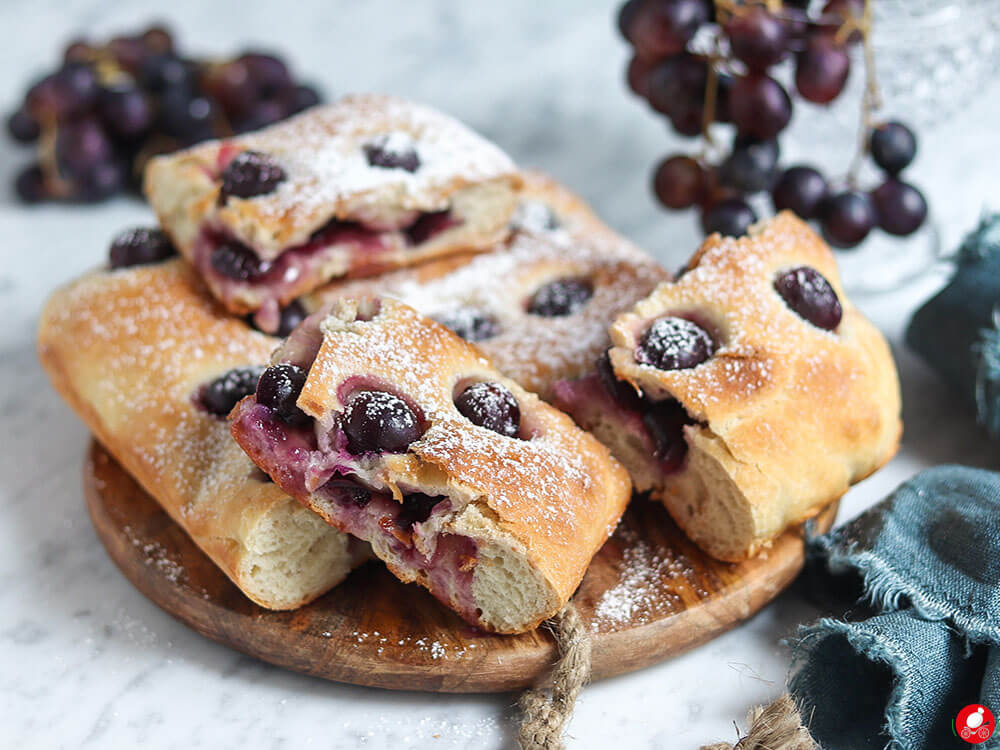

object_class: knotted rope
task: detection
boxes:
[516,603,591,750]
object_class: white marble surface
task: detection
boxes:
[2,1,998,748]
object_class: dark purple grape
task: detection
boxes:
[63,39,96,64]
[653,154,705,209]
[642,398,690,470]
[160,89,220,142]
[701,198,757,237]
[141,25,174,54]
[869,121,916,175]
[99,85,154,138]
[238,52,293,97]
[203,60,256,119]
[288,84,321,113]
[774,266,842,330]
[14,164,47,204]
[725,6,789,70]
[771,165,829,219]
[201,366,265,416]
[275,299,308,337]
[718,135,779,194]
[219,151,287,200]
[406,210,456,245]
[234,98,288,133]
[700,166,742,210]
[795,32,850,104]
[433,307,500,342]
[597,350,644,410]
[729,74,792,139]
[26,67,95,121]
[397,494,443,529]
[342,390,422,454]
[527,278,593,317]
[820,190,876,248]
[54,118,114,180]
[364,135,421,172]
[109,227,177,268]
[454,382,521,438]
[59,63,99,109]
[872,179,927,236]
[617,0,644,42]
[323,478,372,508]
[627,55,656,98]
[629,0,710,59]
[109,35,148,72]
[781,7,810,50]
[7,107,40,142]
[670,103,705,137]
[76,159,127,202]
[211,241,272,281]
[647,55,707,118]
[636,316,715,370]
[256,364,311,427]
[139,53,196,93]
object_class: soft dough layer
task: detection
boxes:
[144,94,522,325]
[305,171,671,399]
[231,298,632,633]
[557,213,901,561]
[38,260,366,609]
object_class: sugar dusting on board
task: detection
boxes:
[590,524,707,633]
[347,630,481,660]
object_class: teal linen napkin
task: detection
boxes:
[788,466,999,749]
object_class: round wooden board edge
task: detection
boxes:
[83,439,837,693]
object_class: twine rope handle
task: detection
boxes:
[517,603,592,750]
[701,693,819,750]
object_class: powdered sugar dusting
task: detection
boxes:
[590,525,705,633]
[171,94,516,226]
[41,261,285,534]
[309,222,668,397]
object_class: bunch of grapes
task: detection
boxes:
[6,24,322,204]
[620,0,928,249]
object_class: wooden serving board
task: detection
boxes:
[84,440,837,693]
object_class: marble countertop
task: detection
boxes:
[2,1,997,747]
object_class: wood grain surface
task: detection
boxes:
[84,439,837,693]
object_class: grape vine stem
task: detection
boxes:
[847,0,881,187]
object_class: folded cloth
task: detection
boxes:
[907,213,1000,437]
[788,466,1000,750]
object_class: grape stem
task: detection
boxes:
[847,0,882,187]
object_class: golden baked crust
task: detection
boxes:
[37,260,361,609]
[143,94,522,317]
[231,299,631,632]
[608,212,901,561]
[304,171,671,398]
